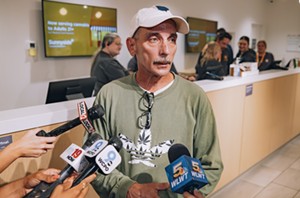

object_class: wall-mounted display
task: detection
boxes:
[185,17,217,53]
[42,0,117,57]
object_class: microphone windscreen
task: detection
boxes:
[108,136,123,152]
[168,143,191,163]
[88,104,105,120]
[82,133,103,149]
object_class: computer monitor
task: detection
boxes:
[45,77,96,104]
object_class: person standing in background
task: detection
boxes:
[256,40,275,71]
[196,28,233,76]
[89,5,223,198]
[215,30,233,75]
[90,32,129,96]
[234,36,256,63]
[195,41,226,80]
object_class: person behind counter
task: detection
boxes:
[256,40,275,71]
[89,5,223,198]
[216,31,233,75]
[234,36,256,63]
[195,41,226,80]
[196,28,233,76]
[90,32,129,96]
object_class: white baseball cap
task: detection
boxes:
[130,5,189,37]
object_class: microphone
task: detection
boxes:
[204,72,224,81]
[165,143,208,194]
[24,133,105,198]
[36,102,104,137]
[71,136,123,186]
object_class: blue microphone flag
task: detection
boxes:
[165,155,208,194]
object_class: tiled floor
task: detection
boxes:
[209,134,300,198]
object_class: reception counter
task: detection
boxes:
[0,68,299,196]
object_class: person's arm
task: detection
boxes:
[0,128,57,173]
[0,168,60,198]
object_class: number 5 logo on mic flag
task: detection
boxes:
[165,155,208,194]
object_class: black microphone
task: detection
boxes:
[36,103,104,137]
[71,136,123,187]
[204,72,224,81]
[165,143,208,194]
[24,133,104,198]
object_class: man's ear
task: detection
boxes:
[126,37,136,56]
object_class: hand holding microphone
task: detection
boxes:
[165,143,208,196]
[0,128,57,174]
[50,173,96,198]
[23,133,104,198]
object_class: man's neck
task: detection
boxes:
[135,72,174,93]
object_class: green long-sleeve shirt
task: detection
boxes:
[89,73,223,197]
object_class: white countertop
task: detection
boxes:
[0,97,95,135]
[0,68,299,135]
[196,68,300,92]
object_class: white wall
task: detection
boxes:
[0,0,299,111]
[265,0,300,64]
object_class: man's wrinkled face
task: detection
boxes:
[128,20,178,77]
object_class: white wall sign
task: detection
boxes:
[286,34,300,52]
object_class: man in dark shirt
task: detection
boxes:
[90,33,129,96]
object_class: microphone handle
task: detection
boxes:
[48,118,81,136]
[35,118,81,137]
[72,163,98,187]
[35,105,104,137]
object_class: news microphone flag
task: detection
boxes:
[71,136,122,186]
[78,101,96,133]
[165,144,208,194]
[36,102,104,137]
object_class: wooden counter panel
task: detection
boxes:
[240,80,274,172]
[292,74,300,137]
[270,75,297,150]
[207,86,245,190]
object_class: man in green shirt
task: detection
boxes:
[89,5,223,198]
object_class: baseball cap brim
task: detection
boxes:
[130,6,189,37]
